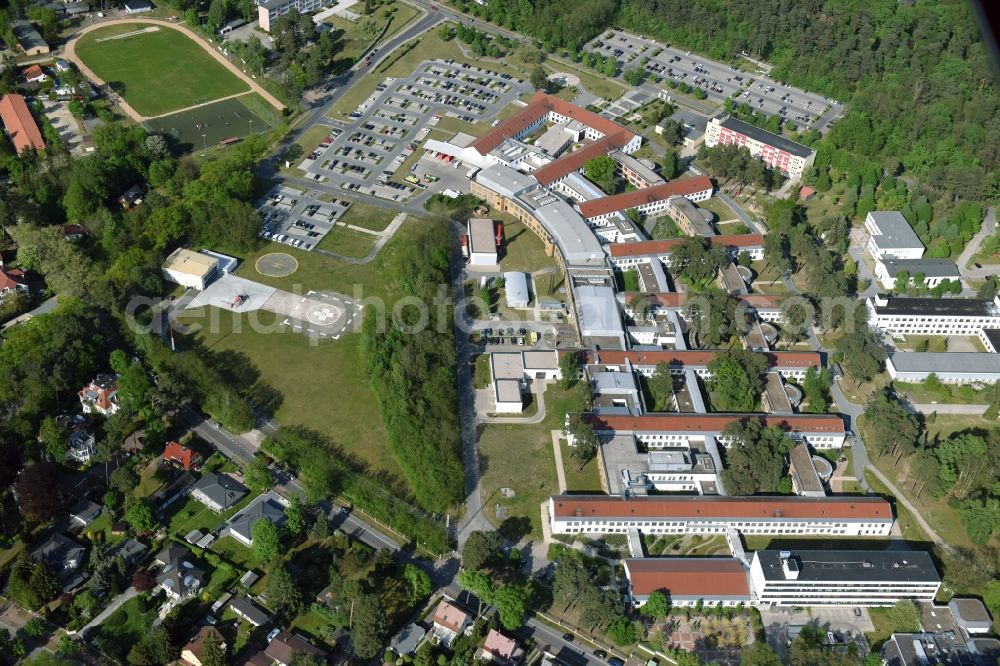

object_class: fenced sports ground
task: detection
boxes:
[144,94,278,153]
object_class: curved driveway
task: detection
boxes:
[63,18,285,122]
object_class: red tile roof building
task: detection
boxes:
[548,494,893,537]
[163,441,203,470]
[0,94,44,154]
[532,131,634,186]
[578,176,715,220]
[78,374,119,416]
[471,91,638,156]
[624,558,751,606]
[0,267,27,296]
[481,630,517,662]
[22,64,45,82]
[608,233,765,260]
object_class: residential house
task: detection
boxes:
[181,626,226,666]
[65,420,96,464]
[120,185,144,210]
[55,60,71,73]
[78,374,119,416]
[154,542,206,601]
[431,600,470,647]
[225,490,288,548]
[163,441,203,470]
[480,630,518,664]
[68,499,102,528]
[393,624,427,656]
[62,224,86,241]
[265,631,325,666]
[22,65,47,83]
[230,596,270,627]
[190,472,248,512]
[0,266,28,299]
[865,211,925,261]
[32,533,86,580]
[107,538,148,569]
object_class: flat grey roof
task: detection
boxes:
[522,350,558,369]
[879,258,960,279]
[491,352,524,380]
[755,549,939,583]
[468,218,496,255]
[867,211,924,250]
[592,370,639,393]
[475,164,535,198]
[611,151,664,185]
[788,441,822,493]
[719,116,813,158]
[495,379,522,403]
[504,271,530,304]
[562,171,605,201]
[574,285,624,338]
[532,198,605,266]
[888,352,1000,375]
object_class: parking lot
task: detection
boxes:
[305,59,529,201]
[587,28,844,131]
[255,184,352,251]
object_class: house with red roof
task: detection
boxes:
[0,94,45,155]
[0,266,28,299]
[163,441,203,470]
[479,629,519,664]
[78,374,119,416]
[431,600,470,647]
[22,64,46,83]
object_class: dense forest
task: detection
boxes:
[458,0,999,203]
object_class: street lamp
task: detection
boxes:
[201,133,207,155]
[249,119,253,135]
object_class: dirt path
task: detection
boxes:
[63,18,286,124]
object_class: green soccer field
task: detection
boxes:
[75,23,250,117]
[145,94,276,153]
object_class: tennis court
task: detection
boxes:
[144,94,278,153]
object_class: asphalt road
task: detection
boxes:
[957,205,997,280]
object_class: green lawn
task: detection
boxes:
[338,202,398,232]
[212,535,261,570]
[89,595,159,651]
[500,219,560,274]
[472,354,491,389]
[316,227,379,258]
[478,384,585,538]
[561,440,602,492]
[75,23,249,117]
[699,197,742,223]
[175,308,401,480]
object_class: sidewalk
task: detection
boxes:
[551,430,567,493]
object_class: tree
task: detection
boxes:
[530,66,549,92]
[708,349,768,412]
[583,155,617,193]
[404,563,431,601]
[494,583,530,630]
[132,568,155,592]
[457,569,495,604]
[648,361,674,411]
[559,350,580,388]
[284,495,307,537]
[57,635,78,659]
[462,530,503,570]
[801,367,831,413]
[126,499,156,533]
[935,433,988,496]
[661,147,681,178]
[566,413,597,469]
[266,564,304,617]
[623,68,644,86]
[23,618,46,637]
[243,457,273,492]
[201,631,226,666]
[606,617,639,645]
[864,390,920,462]
[836,326,886,384]
[670,236,726,284]
[251,519,282,563]
[109,465,139,495]
[350,594,387,659]
[740,642,782,666]
[6,557,59,610]
[13,462,65,523]
[720,419,793,495]
[640,590,670,618]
